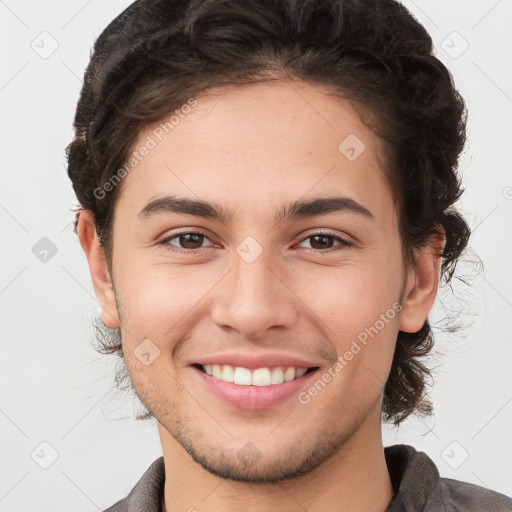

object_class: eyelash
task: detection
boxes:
[158,230,353,255]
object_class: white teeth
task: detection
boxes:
[252,368,271,386]
[283,367,296,381]
[221,365,234,382]
[270,367,284,384]
[212,364,222,379]
[295,368,307,378]
[201,364,311,386]
[233,367,252,385]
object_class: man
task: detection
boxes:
[66,0,512,510]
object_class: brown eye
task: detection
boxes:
[309,234,335,250]
[159,231,214,253]
[296,232,352,252]
[175,233,205,249]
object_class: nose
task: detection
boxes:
[210,249,299,339]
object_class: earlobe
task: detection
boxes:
[76,210,120,329]
[398,230,446,333]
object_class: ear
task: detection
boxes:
[76,210,120,329]
[398,227,446,333]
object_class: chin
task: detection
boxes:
[170,421,351,483]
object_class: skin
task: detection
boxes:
[78,80,445,512]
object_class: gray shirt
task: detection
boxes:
[102,444,512,511]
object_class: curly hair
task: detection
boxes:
[66,0,470,426]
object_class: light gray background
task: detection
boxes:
[1,1,511,510]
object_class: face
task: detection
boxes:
[81,80,439,482]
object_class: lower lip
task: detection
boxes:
[192,366,319,410]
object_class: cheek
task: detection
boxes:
[114,266,217,345]
[294,257,402,397]
[297,258,402,336]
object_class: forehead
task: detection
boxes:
[116,80,393,224]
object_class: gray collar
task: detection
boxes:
[102,444,512,512]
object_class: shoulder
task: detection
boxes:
[102,456,166,512]
[441,477,512,512]
[384,444,512,512]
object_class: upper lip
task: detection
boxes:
[192,352,322,370]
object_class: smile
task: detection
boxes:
[199,364,315,386]
[192,363,320,410]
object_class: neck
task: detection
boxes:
[159,403,394,512]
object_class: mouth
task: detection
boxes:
[190,362,321,410]
[193,363,319,386]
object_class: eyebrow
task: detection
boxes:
[137,194,374,224]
